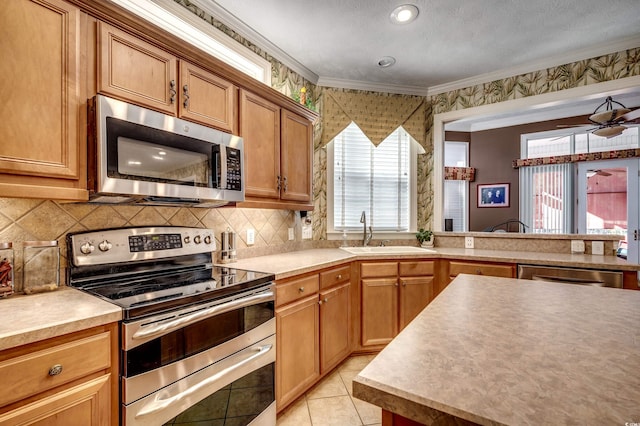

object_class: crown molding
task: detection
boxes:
[427,35,640,97]
[189,0,319,84]
[317,76,430,96]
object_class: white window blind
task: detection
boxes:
[519,163,572,234]
[443,142,468,231]
[333,123,410,231]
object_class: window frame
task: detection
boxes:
[326,126,419,241]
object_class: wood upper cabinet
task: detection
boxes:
[0,0,88,201]
[98,22,238,133]
[239,89,314,209]
[98,21,177,114]
[0,324,118,426]
[280,109,313,203]
[240,90,281,199]
[179,61,238,133]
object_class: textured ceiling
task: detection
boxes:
[207,0,640,93]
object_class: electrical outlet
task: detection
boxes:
[571,239,585,254]
[288,227,295,241]
[246,228,255,245]
[464,236,474,249]
[302,225,312,240]
[592,241,604,255]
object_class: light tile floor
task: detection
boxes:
[276,355,381,426]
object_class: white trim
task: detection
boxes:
[427,35,640,96]
[188,0,319,84]
[433,75,640,232]
[317,76,430,96]
[111,0,271,84]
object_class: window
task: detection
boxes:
[443,142,468,231]
[328,123,419,234]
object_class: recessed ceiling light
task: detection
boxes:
[390,4,419,24]
[378,56,396,68]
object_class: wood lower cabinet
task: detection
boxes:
[239,89,314,210]
[276,293,320,410]
[0,324,118,426]
[360,260,436,349]
[276,264,352,411]
[0,0,88,201]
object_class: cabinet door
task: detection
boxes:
[179,61,237,133]
[0,0,87,200]
[399,276,434,330]
[0,374,111,426]
[280,109,313,202]
[276,294,319,409]
[320,282,351,373]
[240,90,281,199]
[361,278,398,347]
[98,21,177,114]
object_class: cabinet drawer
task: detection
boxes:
[361,262,397,278]
[319,265,351,289]
[449,261,514,278]
[276,274,319,307]
[0,331,111,406]
[399,261,435,277]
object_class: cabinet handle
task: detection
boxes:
[169,80,177,104]
[298,286,304,292]
[283,176,288,192]
[183,84,190,108]
[48,364,63,376]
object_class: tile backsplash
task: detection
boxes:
[0,197,301,291]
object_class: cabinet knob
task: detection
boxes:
[318,300,323,305]
[336,274,342,280]
[183,84,190,108]
[475,269,482,275]
[48,364,63,376]
[169,80,177,104]
[324,297,328,303]
[394,282,399,287]
[401,281,406,286]
[298,286,304,292]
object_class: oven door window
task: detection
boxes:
[106,117,214,187]
[125,301,274,377]
[162,363,274,426]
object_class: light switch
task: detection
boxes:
[288,227,295,241]
[302,225,312,240]
[247,228,255,245]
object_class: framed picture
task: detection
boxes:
[477,183,509,208]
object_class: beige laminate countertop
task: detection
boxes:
[352,274,640,425]
[0,287,122,351]
[222,247,639,280]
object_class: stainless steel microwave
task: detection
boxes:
[87,95,244,207]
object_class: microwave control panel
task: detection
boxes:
[225,147,242,190]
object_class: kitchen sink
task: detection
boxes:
[340,246,436,255]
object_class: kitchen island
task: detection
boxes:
[352,274,640,425]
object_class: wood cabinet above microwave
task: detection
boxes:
[97,22,238,133]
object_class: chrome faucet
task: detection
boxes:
[360,211,373,246]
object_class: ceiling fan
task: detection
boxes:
[558,96,640,138]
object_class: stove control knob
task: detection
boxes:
[184,236,191,244]
[80,242,94,255]
[204,235,212,244]
[98,240,112,252]
[194,235,202,244]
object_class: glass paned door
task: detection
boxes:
[577,159,639,263]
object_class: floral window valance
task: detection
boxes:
[512,148,640,168]
[444,167,476,181]
[320,88,427,150]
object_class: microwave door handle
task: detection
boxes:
[134,343,273,419]
[219,145,227,189]
[132,290,274,341]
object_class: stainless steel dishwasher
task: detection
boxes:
[517,264,623,288]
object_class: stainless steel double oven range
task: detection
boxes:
[67,226,276,425]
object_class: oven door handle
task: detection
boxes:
[135,343,273,419]
[132,290,274,341]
